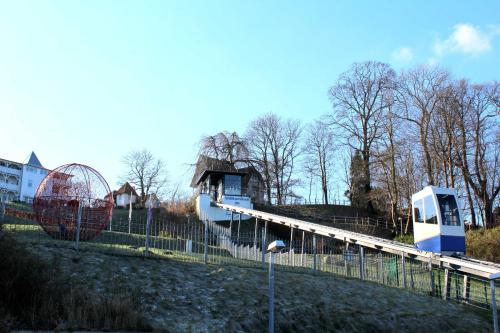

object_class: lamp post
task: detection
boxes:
[267,240,285,333]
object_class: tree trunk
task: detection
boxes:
[420,125,434,185]
[464,179,476,226]
[484,199,492,229]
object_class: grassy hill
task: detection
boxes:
[0,233,493,332]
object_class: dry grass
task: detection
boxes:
[13,241,493,333]
[0,234,151,332]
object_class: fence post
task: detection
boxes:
[344,242,350,277]
[254,217,259,261]
[491,279,499,333]
[462,275,470,303]
[229,212,234,240]
[443,268,450,300]
[378,251,384,284]
[401,252,407,289]
[204,219,209,264]
[359,245,365,280]
[301,231,305,267]
[429,257,435,296]
[75,203,82,250]
[289,226,294,266]
[237,213,241,243]
[261,225,267,268]
[186,239,193,253]
[145,209,152,256]
[313,234,317,271]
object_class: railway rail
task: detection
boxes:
[217,203,500,280]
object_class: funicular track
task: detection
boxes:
[217,203,500,280]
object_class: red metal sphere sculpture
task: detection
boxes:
[33,163,114,241]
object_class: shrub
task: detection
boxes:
[466,226,500,263]
[394,234,414,244]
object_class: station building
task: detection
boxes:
[191,155,265,221]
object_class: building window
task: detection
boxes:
[28,180,33,187]
[224,175,242,196]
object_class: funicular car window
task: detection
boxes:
[423,195,438,224]
[437,194,461,226]
[413,199,424,223]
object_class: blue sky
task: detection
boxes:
[1,1,499,197]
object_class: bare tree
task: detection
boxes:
[304,119,335,204]
[198,131,248,166]
[246,113,302,205]
[246,116,274,204]
[396,65,450,186]
[373,107,400,227]
[328,61,396,211]
[121,149,168,206]
[428,83,459,188]
[454,81,499,228]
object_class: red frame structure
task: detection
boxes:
[33,163,114,241]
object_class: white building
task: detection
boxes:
[0,152,49,203]
[191,155,265,221]
[0,158,23,202]
[20,152,49,203]
[111,182,139,207]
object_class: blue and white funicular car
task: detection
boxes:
[411,186,465,255]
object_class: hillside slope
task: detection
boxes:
[13,242,492,332]
[254,204,394,239]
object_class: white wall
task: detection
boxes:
[196,193,253,222]
[116,193,137,207]
[20,165,48,202]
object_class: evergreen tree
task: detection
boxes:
[346,150,371,210]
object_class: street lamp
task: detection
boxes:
[267,240,285,333]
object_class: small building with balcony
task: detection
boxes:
[0,152,50,203]
[0,158,22,202]
[191,155,265,221]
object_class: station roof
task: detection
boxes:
[190,155,245,187]
[114,182,139,197]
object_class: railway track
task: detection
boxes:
[217,203,500,280]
